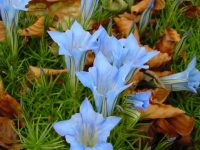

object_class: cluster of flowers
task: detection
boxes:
[48,19,200,150]
[1,0,200,150]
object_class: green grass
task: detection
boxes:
[0,0,200,149]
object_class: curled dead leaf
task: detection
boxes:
[0,92,23,120]
[114,12,140,41]
[18,17,45,37]
[27,66,67,80]
[139,103,184,119]
[155,114,194,137]
[131,70,144,85]
[183,6,200,18]
[155,28,181,55]
[0,117,20,149]
[151,88,170,103]
[146,47,171,68]
[0,21,6,41]
[152,70,174,77]
[131,0,166,14]
[85,51,95,68]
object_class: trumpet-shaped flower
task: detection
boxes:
[48,21,100,72]
[53,98,121,150]
[80,0,99,24]
[160,57,200,93]
[76,52,132,116]
[126,91,151,110]
[94,27,159,82]
[0,0,30,26]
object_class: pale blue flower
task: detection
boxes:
[80,0,99,24]
[76,52,132,116]
[48,21,100,72]
[126,91,151,110]
[160,57,200,93]
[94,28,159,82]
[0,0,30,26]
[53,98,121,150]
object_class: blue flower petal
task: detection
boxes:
[93,142,113,150]
[80,98,97,123]
[98,116,121,141]
[106,83,132,115]
[53,114,81,137]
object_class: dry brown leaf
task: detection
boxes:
[183,6,200,18]
[114,12,140,41]
[131,0,150,14]
[131,0,165,14]
[145,45,171,68]
[85,51,95,68]
[152,70,174,77]
[131,70,144,85]
[151,88,169,103]
[18,17,45,36]
[139,103,184,119]
[49,1,80,28]
[147,52,171,68]
[155,28,181,55]
[0,117,20,150]
[0,21,6,41]
[27,66,67,80]
[154,0,165,10]
[0,92,23,120]
[155,114,194,137]
[0,77,4,93]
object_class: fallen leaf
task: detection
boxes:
[85,51,95,68]
[139,103,184,119]
[101,0,128,12]
[154,0,165,10]
[152,70,174,77]
[27,66,67,80]
[114,12,140,40]
[155,28,181,55]
[146,49,171,69]
[0,77,4,93]
[49,1,80,28]
[131,0,150,14]
[183,6,200,18]
[0,117,20,150]
[0,21,6,41]
[131,0,166,14]
[131,70,144,85]
[155,114,194,137]
[28,0,80,29]
[151,88,170,103]
[0,92,23,120]
[18,17,45,37]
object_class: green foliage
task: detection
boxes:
[0,0,199,149]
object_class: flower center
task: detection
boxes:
[78,124,98,147]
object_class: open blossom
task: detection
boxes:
[48,21,100,72]
[80,0,99,24]
[0,0,30,26]
[76,52,132,116]
[53,98,121,150]
[94,27,159,82]
[126,91,151,110]
[160,57,200,93]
